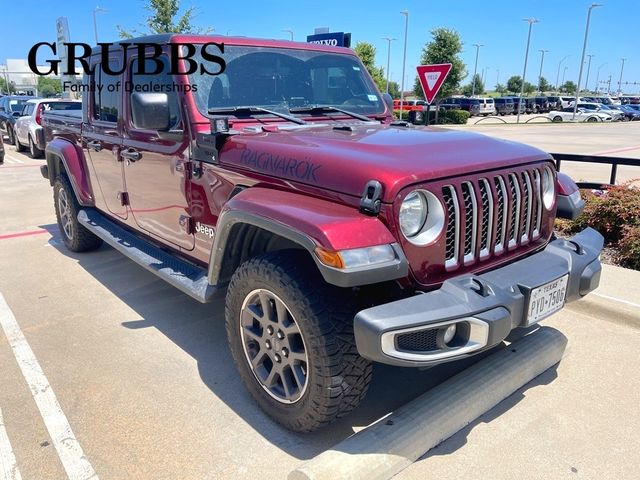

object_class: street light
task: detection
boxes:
[496,68,500,89]
[93,6,107,44]
[573,3,601,120]
[562,65,568,85]
[226,29,232,36]
[471,43,483,96]
[618,57,626,95]
[382,37,396,93]
[584,54,595,93]
[556,55,570,91]
[517,18,539,124]
[399,10,409,111]
[595,62,607,92]
[538,49,549,93]
[481,66,490,85]
[282,29,294,41]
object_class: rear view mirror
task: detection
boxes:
[131,92,170,131]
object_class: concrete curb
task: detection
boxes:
[289,327,567,480]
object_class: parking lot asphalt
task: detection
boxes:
[1,141,639,480]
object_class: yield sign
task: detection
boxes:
[416,63,452,105]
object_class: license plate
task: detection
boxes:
[526,275,569,325]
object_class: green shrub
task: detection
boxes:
[617,225,640,270]
[401,108,470,125]
[393,109,410,120]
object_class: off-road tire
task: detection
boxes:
[225,250,372,432]
[53,174,103,252]
[29,136,43,158]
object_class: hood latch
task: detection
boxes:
[360,180,383,216]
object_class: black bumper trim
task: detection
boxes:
[354,227,603,367]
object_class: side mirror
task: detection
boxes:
[131,92,170,131]
[381,93,394,112]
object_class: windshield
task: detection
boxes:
[9,100,28,112]
[189,45,384,118]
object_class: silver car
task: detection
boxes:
[14,99,81,158]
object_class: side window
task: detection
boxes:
[92,60,120,123]
[129,55,181,130]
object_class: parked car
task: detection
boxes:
[548,107,612,122]
[438,97,481,116]
[14,99,81,158]
[41,33,603,432]
[617,104,640,121]
[475,97,496,116]
[571,102,626,122]
[0,95,37,145]
[509,97,526,114]
[393,99,426,111]
[546,96,563,110]
[560,97,576,108]
[524,96,550,113]
[0,133,4,164]
[494,97,515,115]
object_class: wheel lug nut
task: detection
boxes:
[276,330,284,339]
[267,326,274,336]
[274,354,281,363]
[265,340,272,350]
[282,347,289,357]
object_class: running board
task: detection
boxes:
[78,209,217,303]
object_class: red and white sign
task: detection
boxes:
[416,63,452,105]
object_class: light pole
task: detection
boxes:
[538,49,548,93]
[496,68,500,89]
[573,3,601,120]
[556,55,569,91]
[481,66,489,86]
[93,6,107,44]
[562,66,568,86]
[382,37,396,93]
[584,54,594,93]
[471,43,483,96]
[226,29,232,36]
[595,62,607,92]
[618,57,626,95]
[282,29,294,41]
[517,18,539,124]
[399,10,409,111]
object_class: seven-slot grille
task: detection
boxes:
[443,167,544,269]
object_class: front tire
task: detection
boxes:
[225,250,372,432]
[53,175,103,252]
[6,126,15,145]
[29,136,43,158]
[553,115,563,122]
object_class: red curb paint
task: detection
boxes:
[0,229,49,240]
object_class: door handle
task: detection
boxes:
[86,140,102,152]
[121,148,141,162]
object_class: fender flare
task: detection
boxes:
[208,188,408,288]
[45,138,95,206]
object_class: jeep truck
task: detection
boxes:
[41,34,603,432]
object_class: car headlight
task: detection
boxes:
[542,166,556,209]
[399,190,445,245]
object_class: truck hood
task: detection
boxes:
[219,123,551,202]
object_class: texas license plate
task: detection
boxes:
[526,275,569,325]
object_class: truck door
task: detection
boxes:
[83,56,127,219]
[121,53,194,251]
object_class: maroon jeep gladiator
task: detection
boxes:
[41,34,603,432]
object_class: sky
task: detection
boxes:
[0,0,638,94]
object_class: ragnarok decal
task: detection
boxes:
[239,149,321,182]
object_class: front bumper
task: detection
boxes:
[354,227,603,367]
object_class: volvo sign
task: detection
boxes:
[306,32,351,48]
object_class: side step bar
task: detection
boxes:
[78,209,217,303]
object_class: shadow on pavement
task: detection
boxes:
[43,224,518,461]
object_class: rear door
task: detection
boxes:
[121,51,194,251]
[83,55,127,219]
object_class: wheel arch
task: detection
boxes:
[45,138,95,206]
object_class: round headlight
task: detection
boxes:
[399,190,446,245]
[399,191,427,237]
[542,166,555,209]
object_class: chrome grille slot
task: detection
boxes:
[507,174,521,248]
[461,182,477,263]
[521,171,533,243]
[443,186,460,268]
[494,176,508,254]
[479,179,493,259]
[533,169,542,237]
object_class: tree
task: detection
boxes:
[523,81,536,95]
[37,77,62,97]
[538,76,551,92]
[506,75,522,94]
[413,28,465,101]
[560,81,577,93]
[0,77,14,94]
[353,42,386,92]
[495,83,508,95]
[118,0,211,38]
[387,81,401,98]
[461,73,485,96]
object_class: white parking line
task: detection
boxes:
[3,157,24,165]
[0,408,21,480]
[0,294,98,480]
[593,292,640,309]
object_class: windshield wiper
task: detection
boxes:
[207,106,307,125]
[289,105,377,123]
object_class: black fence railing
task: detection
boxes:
[550,152,640,189]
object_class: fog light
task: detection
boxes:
[443,324,457,344]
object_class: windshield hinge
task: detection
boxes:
[360,180,383,216]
